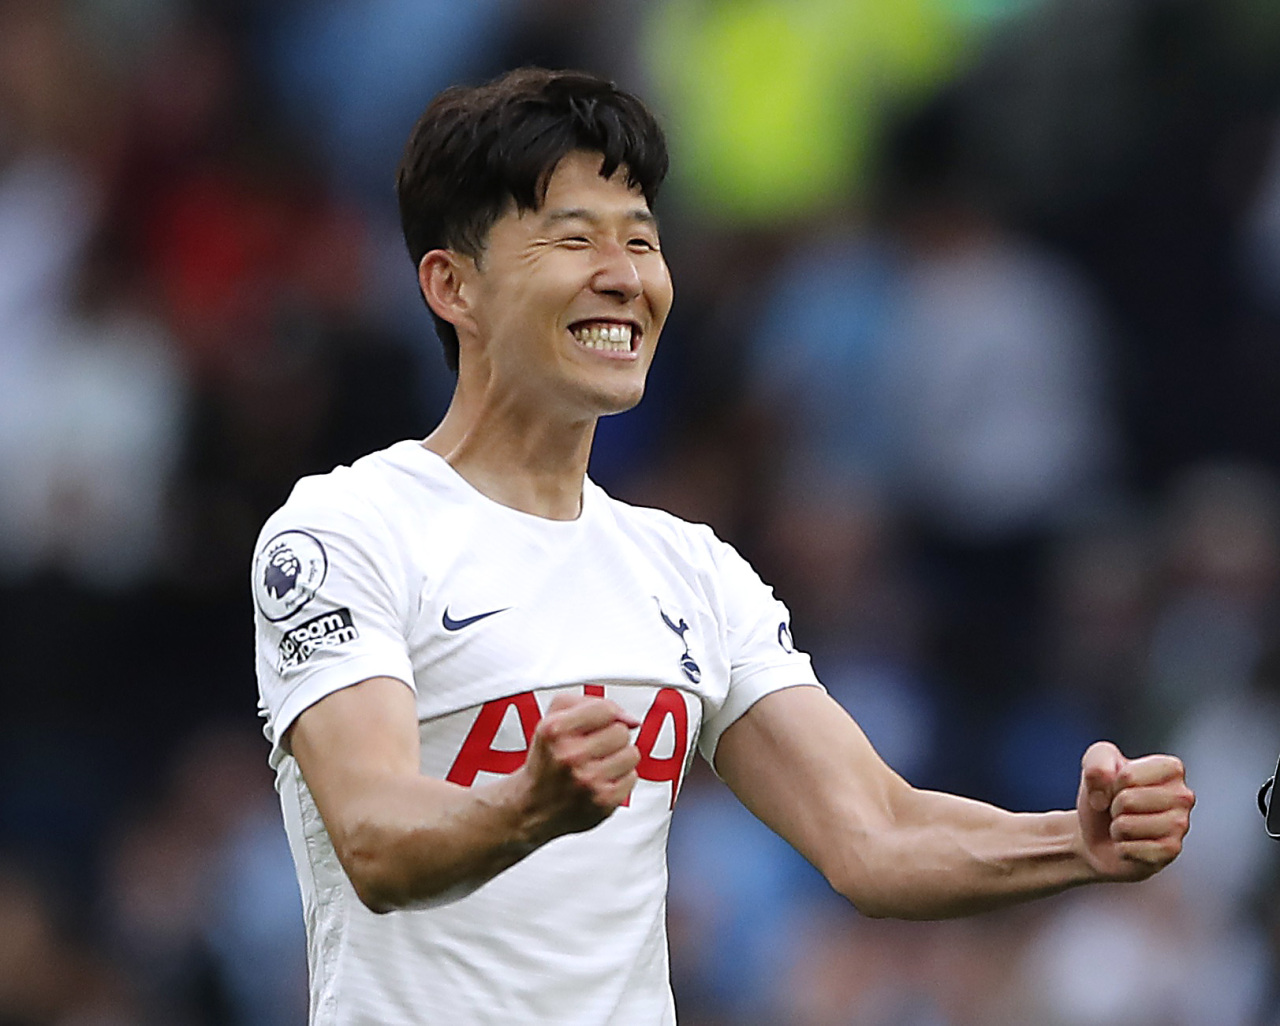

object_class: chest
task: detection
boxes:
[404,519,716,809]
[406,514,721,699]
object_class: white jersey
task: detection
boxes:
[252,440,820,1026]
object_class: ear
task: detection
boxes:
[418,250,477,335]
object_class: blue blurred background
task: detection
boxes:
[3,0,1280,1022]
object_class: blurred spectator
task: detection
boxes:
[254,0,516,382]
[958,0,1280,482]
[754,480,937,783]
[641,0,964,226]
[876,94,1118,543]
[0,1,185,588]
[102,724,305,1025]
[258,0,512,203]
[780,905,1032,1025]
[1039,512,1155,744]
[741,226,903,498]
[1013,882,1202,1026]
[994,510,1156,812]
[1239,117,1280,316]
[1145,462,1280,731]
[0,860,138,1025]
[1141,465,1280,1020]
[0,288,185,587]
[894,196,1117,802]
[0,148,97,353]
[740,95,1117,803]
[887,211,1114,542]
[667,763,826,1024]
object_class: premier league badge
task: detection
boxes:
[254,530,328,621]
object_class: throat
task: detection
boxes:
[452,459,586,520]
[426,410,595,521]
[423,371,602,518]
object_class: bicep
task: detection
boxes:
[287,676,423,841]
[714,685,910,883]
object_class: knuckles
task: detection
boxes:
[565,744,641,794]
[1108,780,1196,817]
[1130,836,1184,865]
[1115,754,1188,790]
[1108,808,1191,847]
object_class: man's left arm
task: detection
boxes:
[714,685,1194,920]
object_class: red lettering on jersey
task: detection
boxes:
[444,686,691,807]
[634,687,688,809]
[445,691,541,787]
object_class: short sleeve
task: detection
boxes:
[698,536,822,767]
[252,486,416,767]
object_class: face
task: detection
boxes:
[457,150,673,420]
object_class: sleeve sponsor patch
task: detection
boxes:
[777,620,794,653]
[254,530,328,621]
[279,607,359,670]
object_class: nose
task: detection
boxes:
[592,241,642,301]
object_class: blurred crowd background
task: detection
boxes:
[4,0,1280,1022]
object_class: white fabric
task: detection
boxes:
[252,440,820,1025]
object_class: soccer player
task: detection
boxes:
[252,68,1194,1025]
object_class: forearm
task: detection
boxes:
[832,789,1096,920]
[715,689,1102,921]
[334,770,550,913]
[294,681,638,914]
[719,689,1190,922]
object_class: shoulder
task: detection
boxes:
[591,484,724,557]
[586,484,756,595]
[261,457,383,548]
[259,440,447,544]
[252,442,450,605]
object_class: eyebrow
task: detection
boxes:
[541,207,659,229]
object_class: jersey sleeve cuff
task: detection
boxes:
[698,664,823,772]
[268,653,416,766]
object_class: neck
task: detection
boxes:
[424,390,596,521]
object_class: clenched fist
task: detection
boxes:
[1076,740,1195,881]
[519,693,641,840]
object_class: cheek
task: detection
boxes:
[527,267,590,327]
[648,270,674,328]
[489,279,564,344]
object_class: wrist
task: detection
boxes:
[1063,808,1114,884]
[483,767,553,853]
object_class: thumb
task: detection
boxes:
[1081,740,1124,812]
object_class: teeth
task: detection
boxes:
[572,322,633,351]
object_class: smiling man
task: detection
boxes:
[252,68,1194,1026]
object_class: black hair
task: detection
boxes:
[396,67,669,371]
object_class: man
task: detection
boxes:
[252,68,1194,1025]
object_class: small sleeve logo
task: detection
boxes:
[777,620,794,653]
[254,530,328,621]
[278,607,359,670]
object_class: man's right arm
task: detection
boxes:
[288,677,640,913]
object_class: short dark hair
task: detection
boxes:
[396,67,670,372]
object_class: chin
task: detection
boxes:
[595,383,646,416]
[573,372,647,418]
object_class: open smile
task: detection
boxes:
[568,319,641,357]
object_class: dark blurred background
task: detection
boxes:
[4,0,1280,1022]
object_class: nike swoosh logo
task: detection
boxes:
[442,606,509,631]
